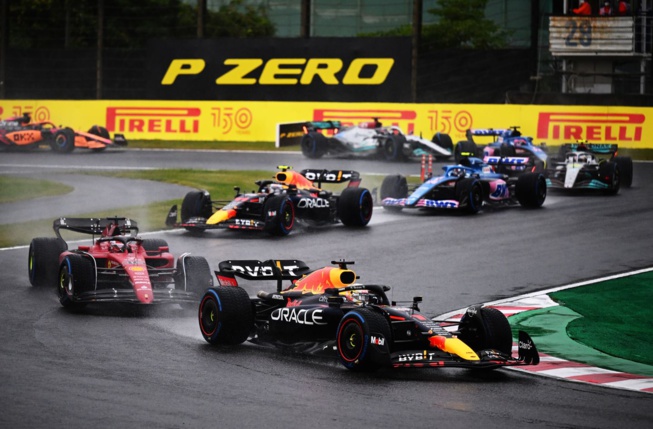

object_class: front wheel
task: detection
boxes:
[58,254,95,309]
[455,178,483,214]
[336,308,392,372]
[199,287,254,345]
[515,173,547,208]
[337,187,373,227]
[300,132,328,159]
[382,135,407,161]
[613,156,633,188]
[380,175,407,212]
[263,195,295,235]
[181,190,212,232]
[457,306,513,355]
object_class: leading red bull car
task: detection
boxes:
[199,259,540,372]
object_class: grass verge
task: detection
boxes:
[0,176,74,203]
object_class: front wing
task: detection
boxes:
[392,331,540,369]
[73,288,198,305]
[166,206,266,232]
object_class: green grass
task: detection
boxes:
[0,176,74,203]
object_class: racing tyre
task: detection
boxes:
[613,156,633,188]
[337,308,392,372]
[181,190,212,232]
[28,237,67,288]
[263,195,295,235]
[88,125,110,152]
[458,306,513,355]
[455,178,483,214]
[382,135,407,161]
[454,140,480,163]
[337,187,373,227]
[380,174,408,212]
[178,255,213,296]
[199,287,254,345]
[50,128,75,153]
[58,254,95,309]
[515,173,546,208]
[599,162,620,195]
[300,132,328,159]
[432,132,454,159]
[142,238,169,254]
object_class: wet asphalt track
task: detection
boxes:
[1,148,652,428]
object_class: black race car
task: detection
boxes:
[199,259,540,372]
[166,166,373,236]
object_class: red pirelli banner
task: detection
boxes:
[0,100,650,148]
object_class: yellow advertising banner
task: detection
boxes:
[1,100,650,148]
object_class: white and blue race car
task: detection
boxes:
[381,156,547,214]
[455,126,548,172]
[277,119,453,161]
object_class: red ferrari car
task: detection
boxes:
[0,113,127,153]
[28,217,212,309]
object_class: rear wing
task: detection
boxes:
[483,156,531,167]
[53,217,138,240]
[300,169,362,187]
[466,127,521,143]
[215,259,310,291]
[560,143,618,155]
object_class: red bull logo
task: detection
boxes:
[537,112,644,142]
[105,107,201,133]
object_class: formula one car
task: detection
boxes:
[545,143,633,194]
[199,259,540,372]
[278,119,453,161]
[28,217,213,309]
[166,166,373,236]
[455,126,548,171]
[380,156,546,213]
[0,112,127,153]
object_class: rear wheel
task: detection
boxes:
[515,173,547,208]
[199,287,254,345]
[455,178,483,214]
[28,237,67,288]
[380,175,408,212]
[337,187,373,226]
[301,132,328,159]
[457,306,513,355]
[263,195,295,235]
[50,128,75,153]
[58,254,95,309]
[337,308,391,372]
[142,238,169,253]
